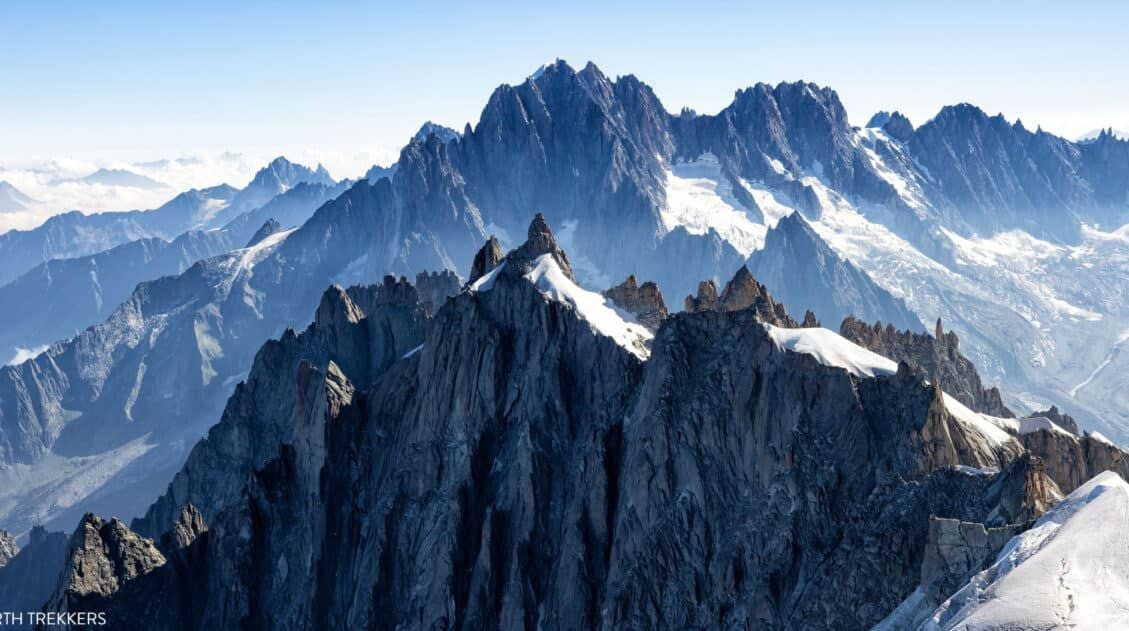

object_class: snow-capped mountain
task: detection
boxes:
[878,470,1129,629]
[1,59,1128,587]
[0,179,346,365]
[21,217,1129,628]
[57,167,168,190]
[0,157,331,286]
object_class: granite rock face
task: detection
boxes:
[132,274,429,538]
[53,218,1120,630]
[836,318,1129,496]
[0,530,15,568]
[840,316,1012,417]
[919,517,1024,605]
[685,265,799,326]
[45,514,167,614]
[0,526,69,625]
[414,270,462,315]
[1017,426,1129,494]
[468,236,504,285]
[603,275,668,331]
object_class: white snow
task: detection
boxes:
[940,393,1016,447]
[226,227,296,277]
[762,323,1014,447]
[1088,430,1118,447]
[557,218,612,288]
[467,255,652,359]
[918,471,1129,630]
[855,128,928,210]
[662,152,765,256]
[5,344,49,366]
[523,254,653,359]
[990,414,1075,438]
[736,179,795,228]
[191,196,231,227]
[470,261,506,291]
[762,324,897,378]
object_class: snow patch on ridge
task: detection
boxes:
[940,394,1018,447]
[524,254,653,359]
[662,152,765,256]
[470,261,506,291]
[6,344,50,366]
[917,471,1129,629]
[763,324,897,378]
[763,323,1014,447]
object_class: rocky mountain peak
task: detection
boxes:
[683,279,719,312]
[414,121,460,144]
[840,316,1013,417]
[885,112,914,141]
[468,235,504,285]
[603,274,668,331]
[720,265,797,324]
[1031,405,1079,434]
[314,285,364,328]
[414,270,461,315]
[245,217,283,247]
[502,213,576,281]
[49,514,166,606]
[160,504,207,553]
[682,265,799,325]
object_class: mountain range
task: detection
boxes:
[0,59,1127,627]
[3,215,1125,628]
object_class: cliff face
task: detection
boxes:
[0,526,69,628]
[840,316,1012,417]
[603,275,668,331]
[46,217,1116,630]
[839,316,1129,495]
[0,531,14,569]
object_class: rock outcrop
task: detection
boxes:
[603,275,668,331]
[840,316,1013,417]
[468,235,504,285]
[0,526,69,624]
[414,270,461,315]
[46,514,166,610]
[685,265,799,326]
[1017,425,1129,493]
[52,217,1105,630]
[132,273,429,538]
[0,530,15,568]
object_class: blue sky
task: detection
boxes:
[1,1,1126,176]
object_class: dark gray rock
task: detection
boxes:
[0,526,69,622]
[0,530,15,568]
[840,316,1011,417]
[61,220,1097,630]
[414,270,461,315]
[468,236,504,285]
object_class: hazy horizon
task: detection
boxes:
[2,1,1126,173]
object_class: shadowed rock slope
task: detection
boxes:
[31,216,1129,629]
